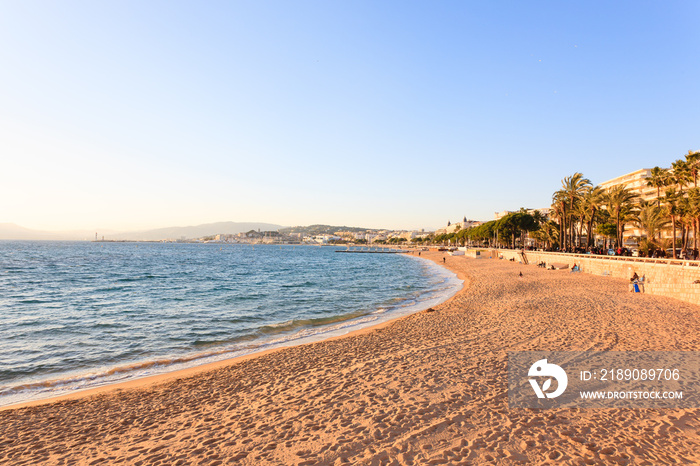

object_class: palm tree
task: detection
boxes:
[572,201,588,248]
[530,209,546,228]
[685,150,700,188]
[646,166,669,207]
[678,196,693,251]
[560,173,592,250]
[581,186,604,248]
[551,190,568,251]
[635,201,668,246]
[688,187,700,251]
[663,188,681,258]
[671,159,692,194]
[605,185,639,248]
[532,221,559,250]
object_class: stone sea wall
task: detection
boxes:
[493,249,700,307]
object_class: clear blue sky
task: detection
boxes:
[1,1,698,232]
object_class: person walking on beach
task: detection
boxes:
[443,257,446,263]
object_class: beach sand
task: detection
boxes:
[2,251,700,465]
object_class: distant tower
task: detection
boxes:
[463,216,467,223]
[447,220,451,226]
[95,232,98,241]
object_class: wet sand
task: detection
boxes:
[1,251,700,465]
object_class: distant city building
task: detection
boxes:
[494,210,514,220]
[598,168,657,244]
[599,169,656,203]
[436,218,483,235]
[334,231,356,240]
[528,208,550,220]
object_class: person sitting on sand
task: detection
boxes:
[629,272,640,292]
[518,271,523,278]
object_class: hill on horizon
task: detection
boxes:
[0,222,285,241]
[0,223,110,241]
[106,222,285,241]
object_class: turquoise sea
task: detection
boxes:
[0,242,461,407]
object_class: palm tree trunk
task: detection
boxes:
[657,187,661,207]
[672,217,677,259]
[586,219,593,248]
[559,217,564,251]
[569,199,575,251]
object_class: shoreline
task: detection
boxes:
[0,252,464,412]
[3,251,699,465]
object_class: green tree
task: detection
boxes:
[595,223,617,249]
[466,221,497,247]
[495,211,538,249]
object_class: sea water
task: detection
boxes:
[0,242,461,407]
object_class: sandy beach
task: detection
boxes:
[2,251,700,465]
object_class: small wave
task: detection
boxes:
[192,337,244,347]
[95,286,127,292]
[116,275,158,282]
[257,312,367,335]
[0,349,243,398]
[93,322,124,329]
[280,281,315,288]
[263,315,380,346]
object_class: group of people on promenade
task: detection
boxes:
[523,245,700,260]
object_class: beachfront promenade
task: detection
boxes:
[489,249,700,307]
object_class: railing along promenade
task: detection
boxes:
[498,249,700,268]
[489,248,700,307]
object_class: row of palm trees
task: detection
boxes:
[545,150,700,259]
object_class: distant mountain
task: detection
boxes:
[0,222,284,241]
[0,223,102,241]
[106,222,285,241]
